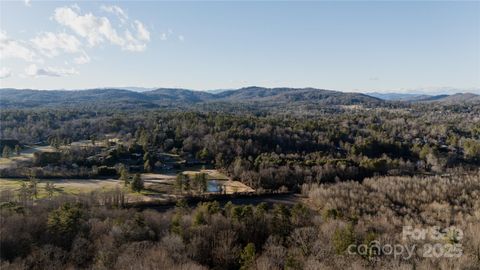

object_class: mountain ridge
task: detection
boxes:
[0,87,382,108]
[1,87,478,109]
[365,91,479,103]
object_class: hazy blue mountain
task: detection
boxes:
[115,87,159,92]
[401,93,479,103]
[410,94,449,102]
[204,89,233,94]
[366,92,424,100]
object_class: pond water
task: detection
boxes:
[207,180,222,193]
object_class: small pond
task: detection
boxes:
[207,180,223,193]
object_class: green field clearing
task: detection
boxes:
[0,167,252,200]
[182,169,230,180]
[0,178,125,198]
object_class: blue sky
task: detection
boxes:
[0,1,479,94]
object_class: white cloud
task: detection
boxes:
[123,30,146,52]
[134,20,150,41]
[54,6,122,47]
[53,6,150,52]
[0,30,37,62]
[24,0,31,7]
[0,4,150,83]
[73,52,90,64]
[0,67,12,79]
[31,32,82,57]
[101,5,128,23]
[160,30,183,42]
[25,64,78,77]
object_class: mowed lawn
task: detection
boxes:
[0,177,177,202]
[182,169,230,180]
[0,168,255,200]
[0,145,56,169]
[0,178,123,198]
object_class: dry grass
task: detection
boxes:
[0,168,256,202]
[182,169,229,180]
[0,178,123,198]
[218,180,255,194]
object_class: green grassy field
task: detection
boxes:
[0,178,124,198]
[0,168,252,201]
[182,169,230,180]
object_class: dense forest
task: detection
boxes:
[1,173,479,269]
[1,102,479,189]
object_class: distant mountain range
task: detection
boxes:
[366,92,480,103]
[0,87,382,108]
[366,92,425,101]
[0,87,478,109]
[103,87,232,94]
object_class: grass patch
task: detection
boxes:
[0,179,24,190]
[0,178,127,198]
[0,158,13,165]
[182,169,230,181]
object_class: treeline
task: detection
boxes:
[1,105,479,189]
[1,172,479,269]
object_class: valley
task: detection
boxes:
[0,87,479,270]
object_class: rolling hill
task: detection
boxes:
[366,92,424,101]
[0,87,383,109]
[0,88,153,108]
[434,93,480,104]
[366,91,480,104]
[145,88,215,103]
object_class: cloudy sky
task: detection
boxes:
[0,1,479,93]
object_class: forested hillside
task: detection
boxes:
[2,88,477,109]
[1,102,479,189]
[0,87,384,108]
